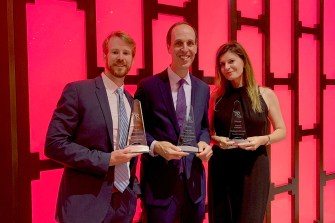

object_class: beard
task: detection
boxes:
[107,62,131,78]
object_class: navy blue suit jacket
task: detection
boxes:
[134,69,210,206]
[45,76,139,223]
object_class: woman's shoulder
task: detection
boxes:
[259,86,279,105]
[259,86,275,96]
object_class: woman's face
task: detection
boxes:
[219,51,245,87]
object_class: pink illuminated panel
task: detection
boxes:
[24,0,335,223]
[237,26,263,84]
[27,0,86,222]
[96,0,143,75]
[270,0,291,78]
[324,180,335,222]
[125,85,138,97]
[158,0,188,7]
[271,193,292,223]
[237,0,262,19]
[323,86,335,173]
[152,14,182,74]
[323,0,335,174]
[27,0,86,158]
[271,86,292,186]
[31,169,63,223]
[299,0,318,27]
[324,0,335,78]
[299,136,317,222]
[299,34,317,129]
[198,0,228,78]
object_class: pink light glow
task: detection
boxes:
[299,0,318,27]
[158,0,188,7]
[96,0,143,76]
[237,0,262,19]
[299,34,317,130]
[323,86,335,174]
[271,86,292,186]
[323,0,335,182]
[25,0,335,222]
[324,180,335,222]
[27,0,86,222]
[270,0,291,78]
[324,0,335,78]
[27,0,86,159]
[31,169,63,223]
[237,26,263,84]
[152,14,182,74]
[299,136,317,222]
[271,193,292,223]
[198,0,229,78]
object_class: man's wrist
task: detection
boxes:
[149,140,158,156]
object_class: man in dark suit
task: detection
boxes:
[45,31,141,223]
[135,22,213,223]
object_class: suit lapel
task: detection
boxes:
[158,71,180,134]
[123,89,137,172]
[182,75,199,179]
[94,76,114,150]
[190,75,200,128]
[94,76,138,180]
[124,90,133,108]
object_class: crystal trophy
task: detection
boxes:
[228,100,248,143]
[177,106,200,153]
[127,99,149,153]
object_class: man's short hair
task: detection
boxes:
[102,31,136,57]
[166,21,198,47]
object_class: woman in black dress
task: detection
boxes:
[208,42,286,223]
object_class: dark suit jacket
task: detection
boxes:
[45,76,139,223]
[134,69,210,207]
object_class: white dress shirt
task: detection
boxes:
[149,67,192,155]
[102,73,134,165]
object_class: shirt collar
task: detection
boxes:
[167,66,191,86]
[101,72,124,93]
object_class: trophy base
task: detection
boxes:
[128,145,149,153]
[230,138,249,144]
[178,145,199,153]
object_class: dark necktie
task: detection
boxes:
[176,79,187,128]
[114,88,130,192]
[176,79,186,174]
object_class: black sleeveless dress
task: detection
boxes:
[208,86,270,223]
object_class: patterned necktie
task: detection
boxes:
[176,79,187,128]
[114,88,130,192]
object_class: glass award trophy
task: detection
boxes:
[228,100,248,143]
[127,99,149,153]
[177,106,200,153]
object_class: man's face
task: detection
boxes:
[168,24,197,73]
[104,37,134,79]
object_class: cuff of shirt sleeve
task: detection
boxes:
[149,140,158,157]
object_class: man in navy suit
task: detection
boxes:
[135,22,213,223]
[45,31,141,223]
